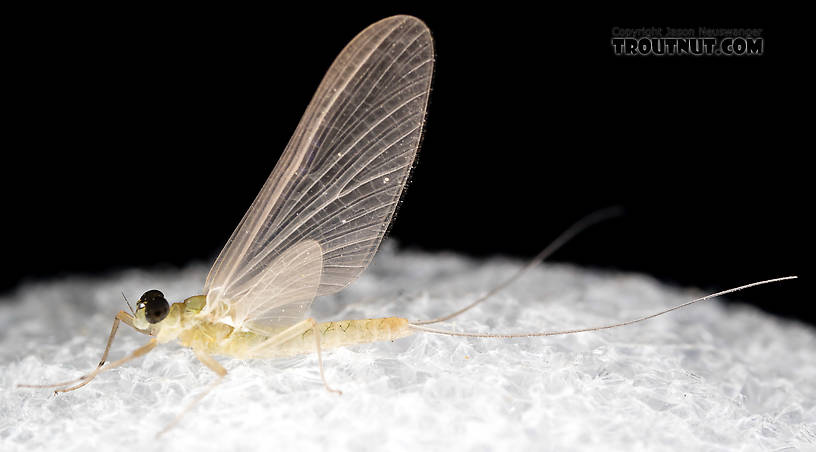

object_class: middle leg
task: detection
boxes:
[157,349,228,437]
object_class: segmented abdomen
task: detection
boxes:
[232,317,414,358]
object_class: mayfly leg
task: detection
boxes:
[158,319,341,437]
[247,318,341,394]
[20,339,158,394]
[55,339,157,392]
[158,349,227,438]
[18,310,148,392]
[310,319,342,395]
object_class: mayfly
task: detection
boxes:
[19,15,794,434]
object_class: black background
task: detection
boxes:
[3,6,808,325]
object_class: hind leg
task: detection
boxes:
[248,318,341,394]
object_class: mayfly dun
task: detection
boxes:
[19,15,795,435]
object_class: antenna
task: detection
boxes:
[122,291,134,315]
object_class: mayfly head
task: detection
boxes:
[133,289,170,329]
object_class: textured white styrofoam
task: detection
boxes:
[1,244,813,451]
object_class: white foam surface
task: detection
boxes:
[1,245,814,451]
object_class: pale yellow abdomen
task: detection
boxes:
[179,317,415,359]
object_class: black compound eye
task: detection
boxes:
[140,290,170,324]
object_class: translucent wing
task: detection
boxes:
[202,15,434,330]
[232,240,323,333]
